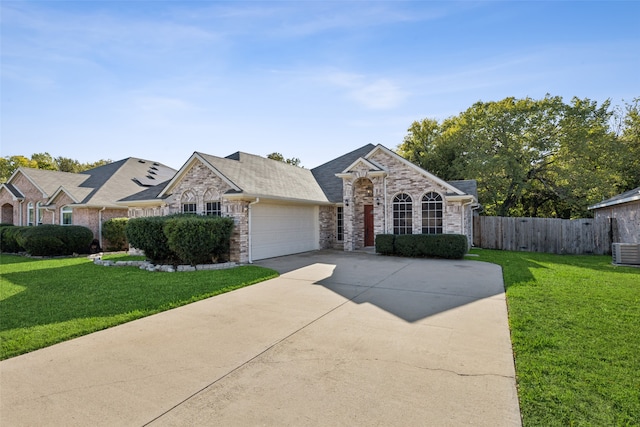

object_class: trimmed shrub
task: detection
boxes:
[125,216,176,263]
[377,233,468,259]
[1,225,27,253]
[375,234,395,255]
[23,235,65,256]
[164,216,234,265]
[102,217,129,251]
[18,225,93,256]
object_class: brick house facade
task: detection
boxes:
[2,144,478,261]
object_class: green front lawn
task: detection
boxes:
[471,249,640,426]
[0,254,278,360]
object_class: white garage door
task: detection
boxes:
[251,203,319,261]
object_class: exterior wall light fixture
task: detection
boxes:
[344,198,350,207]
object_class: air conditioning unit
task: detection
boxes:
[612,243,640,265]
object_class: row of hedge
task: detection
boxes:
[375,233,468,259]
[125,214,234,265]
[0,224,94,256]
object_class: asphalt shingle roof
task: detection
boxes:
[15,158,176,207]
[198,151,329,203]
[589,186,640,210]
[311,144,376,203]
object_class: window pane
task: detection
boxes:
[182,203,197,214]
[393,193,412,235]
[205,201,221,216]
[421,192,443,234]
[61,207,72,225]
[336,206,344,241]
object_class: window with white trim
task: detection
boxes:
[61,206,73,225]
[182,203,197,214]
[37,202,44,225]
[422,192,443,234]
[27,202,34,226]
[205,201,221,216]
[393,193,413,235]
[181,190,197,214]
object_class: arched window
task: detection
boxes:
[393,193,413,235]
[422,192,443,234]
[181,190,197,214]
[204,188,221,216]
[36,202,44,225]
[61,206,73,225]
[27,202,34,226]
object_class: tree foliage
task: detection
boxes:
[0,152,112,182]
[267,152,302,167]
[398,95,636,218]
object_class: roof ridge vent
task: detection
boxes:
[138,160,146,163]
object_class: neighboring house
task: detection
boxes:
[0,158,176,247]
[588,187,640,244]
[122,144,478,263]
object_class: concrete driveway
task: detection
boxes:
[0,250,521,426]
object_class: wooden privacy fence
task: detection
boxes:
[473,216,615,255]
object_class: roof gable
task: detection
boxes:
[341,157,384,174]
[365,145,465,196]
[158,153,241,198]
[0,183,25,200]
[9,168,90,200]
[311,144,376,203]
[159,151,328,203]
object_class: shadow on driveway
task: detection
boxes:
[256,249,505,323]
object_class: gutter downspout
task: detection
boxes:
[383,176,388,233]
[460,200,473,250]
[98,207,106,249]
[44,207,55,225]
[247,198,260,264]
[18,200,24,226]
[461,200,477,248]
[470,202,480,247]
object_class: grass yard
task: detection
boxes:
[471,249,640,427]
[0,254,278,360]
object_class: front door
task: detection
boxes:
[364,204,374,246]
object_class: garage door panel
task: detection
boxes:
[251,204,318,260]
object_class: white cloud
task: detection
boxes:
[322,71,409,110]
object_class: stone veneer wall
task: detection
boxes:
[319,206,334,249]
[163,160,250,263]
[341,150,473,250]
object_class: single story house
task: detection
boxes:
[588,187,640,244]
[1,144,478,261]
[122,144,478,263]
[0,158,176,247]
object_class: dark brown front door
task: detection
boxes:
[364,204,374,246]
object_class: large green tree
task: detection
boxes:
[618,98,640,189]
[399,95,633,218]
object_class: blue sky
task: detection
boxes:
[2,1,639,170]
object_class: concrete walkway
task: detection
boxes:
[0,250,521,426]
